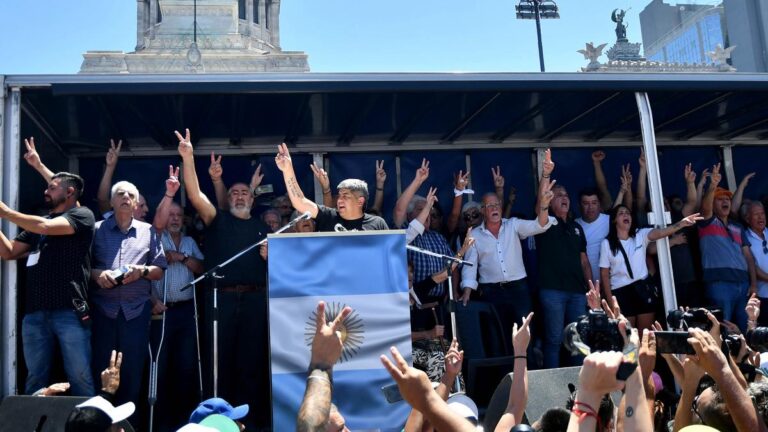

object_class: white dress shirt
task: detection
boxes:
[746,227,768,298]
[461,216,555,290]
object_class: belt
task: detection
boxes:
[479,281,516,288]
[165,299,193,308]
[219,284,265,293]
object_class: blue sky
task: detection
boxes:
[0,0,721,74]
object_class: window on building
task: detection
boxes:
[157,0,162,23]
[253,0,259,23]
[265,0,271,29]
[238,0,246,20]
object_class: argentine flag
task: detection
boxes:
[268,231,412,431]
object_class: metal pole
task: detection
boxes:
[534,0,546,72]
[635,92,677,314]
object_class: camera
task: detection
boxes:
[724,333,743,356]
[666,308,723,331]
[747,327,768,352]
[564,309,625,354]
[107,265,131,286]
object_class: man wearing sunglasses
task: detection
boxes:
[743,201,768,326]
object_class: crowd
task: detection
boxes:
[2,130,768,431]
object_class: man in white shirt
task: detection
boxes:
[460,150,557,344]
[576,188,610,283]
[744,201,768,326]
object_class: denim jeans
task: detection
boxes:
[706,280,749,331]
[539,289,587,369]
[22,309,95,396]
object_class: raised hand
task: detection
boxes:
[697,168,711,188]
[443,338,464,380]
[375,160,387,188]
[687,328,729,379]
[678,212,704,227]
[208,153,223,181]
[166,165,180,196]
[100,350,123,394]
[250,163,264,190]
[175,129,193,158]
[454,170,470,191]
[425,187,438,208]
[309,162,330,191]
[741,172,756,186]
[638,149,646,169]
[275,143,293,172]
[310,300,352,370]
[709,163,722,188]
[746,293,761,323]
[578,351,626,396]
[106,139,122,167]
[592,150,606,163]
[492,166,504,188]
[458,227,475,257]
[542,149,555,177]
[538,178,556,207]
[586,280,601,310]
[23,137,42,168]
[380,346,436,413]
[620,164,632,193]
[639,329,657,382]
[684,163,697,184]
[415,158,430,183]
[512,312,533,354]
[41,382,71,396]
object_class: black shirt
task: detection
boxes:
[204,211,268,287]
[534,216,589,294]
[314,206,389,232]
[410,277,443,332]
[16,206,95,313]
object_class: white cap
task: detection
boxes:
[76,396,135,424]
[176,424,219,432]
[447,393,479,422]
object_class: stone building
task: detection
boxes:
[80,0,309,74]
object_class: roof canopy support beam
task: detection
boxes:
[540,92,620,141]
[440,92,501,144]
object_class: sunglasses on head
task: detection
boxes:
[464,211,480,221]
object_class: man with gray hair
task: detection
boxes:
[275,144,388,231]
[744,200,768,325]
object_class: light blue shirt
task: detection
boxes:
[152,231,204,303]
[746,227,768,298]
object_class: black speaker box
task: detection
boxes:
[0,395,134,432]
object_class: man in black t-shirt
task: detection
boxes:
[0,172,96,396]
[275,143,388,232]
[176,129,270,430]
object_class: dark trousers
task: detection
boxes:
[91,300,152,426]
[149,301,199,432]
[206,290,270,431]
[479,279,532,352]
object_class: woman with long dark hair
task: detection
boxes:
[599,205,701,329]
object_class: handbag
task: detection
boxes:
[617,242,659,305]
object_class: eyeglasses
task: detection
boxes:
[464,211,481,221]
[482,203,501,210]
[692,394,707,426]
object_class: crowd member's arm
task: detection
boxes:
[652,321,685,386]
[567,351,627,432]
[688,328,760,432]
[372,160,386,214]
[0,201,76,236]
[533,149,556,228]
[297,301,352,432]
[208,153,229,210]
[621,350,653,432]
[700,163,721,220]
[310,162,335,209]
[405,339,464,432]
[682,163,698,216]
[636,150,648,214]
[153,166,180,233]
[495,312,533,432]
[612,165,631,209]
[591,150,614,212]
[99,350,122,402]
[745,246,759,297]
[23,137,55,183]
[97,139,122,215]
[275,144,320,218]
[408,187,438,241]
[732,172,755,218]
[696,168,711,211]
[647,213,703,241]
[176,129,217,225]
[492,165,504,204]
[503,186,517,219]
[638,329,658,425]
[672,356,705,431]
[747,294,761,332]
[381,347,475,432]
[33,382,70,397]
[393,159,430,228]
[446,170,470,235]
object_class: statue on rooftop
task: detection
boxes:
[612,8,628,42]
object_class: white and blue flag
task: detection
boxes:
[268,230,412,431]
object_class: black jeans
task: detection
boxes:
[478,278,532,351]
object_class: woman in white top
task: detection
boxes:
[599,204,701,329]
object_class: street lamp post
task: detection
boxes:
[515,0,560,72]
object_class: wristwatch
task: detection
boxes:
[141,266,149,278]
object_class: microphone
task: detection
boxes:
[287,211,313,228]
[334,224,347,232]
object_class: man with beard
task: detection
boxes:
[743,201,768,326]
[0,172,96,396]
[176,129,271,430]
[698,163,757,330]
[535,184,592,368]
[275,143,387,231]
[149,167,205,431]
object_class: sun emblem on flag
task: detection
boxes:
[305,302,365,363]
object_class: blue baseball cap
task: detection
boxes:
[189,398,249,424]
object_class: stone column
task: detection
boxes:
[269,0,280,48]
[136,0,147,50]
[246,0,253,34]
[149,0,158,38]
[259,0,267,33]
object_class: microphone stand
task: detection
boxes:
[406,245,473,393]
[179,211,311,396]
